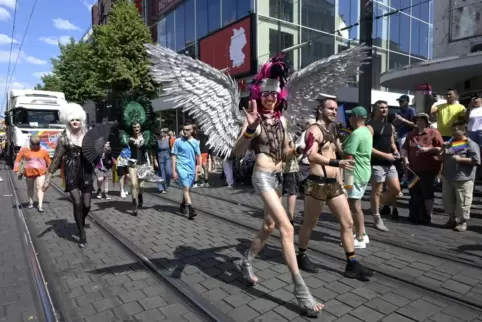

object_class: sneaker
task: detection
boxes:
[454,222,467,232]
[353,233,370,244]
[28,202,34,209]
[97,193,102,199]
[344,261,375,279]
[192,183,198,188]
[0,177,3,182]
[161,190,167,194]
[353,237,366,249]
[443,218,457,229]
[203,182,210,187]
[104,193,111,200]
[297,253,319,273]
[120,191,127,198]
[373,215,388,232]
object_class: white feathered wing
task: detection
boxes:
[285,45,371,134]
[145,44,243,157]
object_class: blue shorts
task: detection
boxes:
[178,170,195,188]
[346,182,368,200]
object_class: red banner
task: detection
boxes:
[199,16,252,77]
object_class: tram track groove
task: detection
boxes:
[170,185,482,269]
[45,181,234,322]
[5,169,60,322]
[142,187,482,312]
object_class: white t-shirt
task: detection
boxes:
[468,107,482,132]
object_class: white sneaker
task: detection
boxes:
[192,183,198,188]
[354,233,370,244]
[353,237,366,249]
[0,177,3,182]
[120,191,127,198]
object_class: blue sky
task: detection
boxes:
[0,0,94,107]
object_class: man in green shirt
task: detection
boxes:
[343,106,373,249]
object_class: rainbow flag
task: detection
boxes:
[451,139,469,152]
[340,128,352,136]
[408,175,420,189]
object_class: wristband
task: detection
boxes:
[328,159,340,167]
[243,129,255,139]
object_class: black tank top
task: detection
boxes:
[368,119,393,166]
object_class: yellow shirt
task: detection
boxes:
[433,103,466,136]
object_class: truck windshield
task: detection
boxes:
[13,108,61,128]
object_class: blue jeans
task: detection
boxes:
[157,159,172,191]
[468,131,482,146]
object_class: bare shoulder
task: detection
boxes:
[306,123,323,141]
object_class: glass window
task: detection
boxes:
[450,1,482,41]
[337,0,359,40]
[389,13,410,54]
[373,2,390,48]
[390,0,402,10]
[237,0,252,19]
[389,52,409,69]
[302,0,335,34]
[410,19,429,59]
[185,0,195,45]
[158,17,167,47]
[410,57,425,65]
[419,0,430,22]
[411,0,421,19]
[208,0,221,32]
[301,28,334,68]
[223,0,237,26]
[428,26,433,58]
[269,0,294,22]
[429,0,434,24]
[197,0,208,39]
[175,4,185,51]
[269,29,295,62]
[166,13,175,50]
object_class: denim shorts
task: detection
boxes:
[252,170,282,193]
[346,182,368,200]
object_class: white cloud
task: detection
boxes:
[24,55,47,65]
[32,71,52,79]
[0,76,32,112]
[0,33,18,45]
[83,0,95,11]
[39,36,71,46]
[0,7,11,21]
[53,18,80,31]
[0,0,16,10]
[0,50,47,65]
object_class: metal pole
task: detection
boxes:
[359,0,373,111]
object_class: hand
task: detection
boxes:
[42,180,50,192]
[339,158,355,171]
[384,153,397,162]
[172,171,178,181]
[154,160,159,169]
[419,147,429,153]
[452,155,461,162]
[242,100,262,129]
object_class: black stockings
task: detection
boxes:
[69,189,91,243]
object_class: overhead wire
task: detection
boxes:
[5,0,40,96]
[2,0,18,109]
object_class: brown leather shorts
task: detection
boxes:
[304,177,345,201]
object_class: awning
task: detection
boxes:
[380,51,482,92]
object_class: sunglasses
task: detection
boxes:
[70,119,80,122]
[261,91,278,98]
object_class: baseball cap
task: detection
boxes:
[397,94,410,102]
[415,112,429,122]
[346,106,368,118]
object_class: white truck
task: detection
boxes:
[4,89,67,166]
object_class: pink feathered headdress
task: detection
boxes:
[249,55,289,119]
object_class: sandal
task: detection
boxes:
[240,260,258,286]
[294,274,323,317]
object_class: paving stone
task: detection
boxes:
[441,280,472,294]
[227,304,260,322]
[349,305,385,322]
[336,292,368,308]
[365,298,398,315]
[323,299,352,317]
[248,297,279,314]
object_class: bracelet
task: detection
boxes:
[328,159,340,167]
[243,128,256,139]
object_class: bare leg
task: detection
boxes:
[128,167,139,215]
[286,194,297,221]
[241,189,323,316]
[370,180,388,231]
[349,198,365,240]
[26,178,35,206]
[327,195,354,252]
[36,175,45,210]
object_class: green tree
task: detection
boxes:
[34,73,63,92]
[91,0,156,100]
[51,38,105,104]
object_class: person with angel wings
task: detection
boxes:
[145,43,371,317]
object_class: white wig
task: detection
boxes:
[60,103,88,134]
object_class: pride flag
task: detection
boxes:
[451,139,469,152]
[408,175,420,189]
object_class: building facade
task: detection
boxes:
[380,0,482,104]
